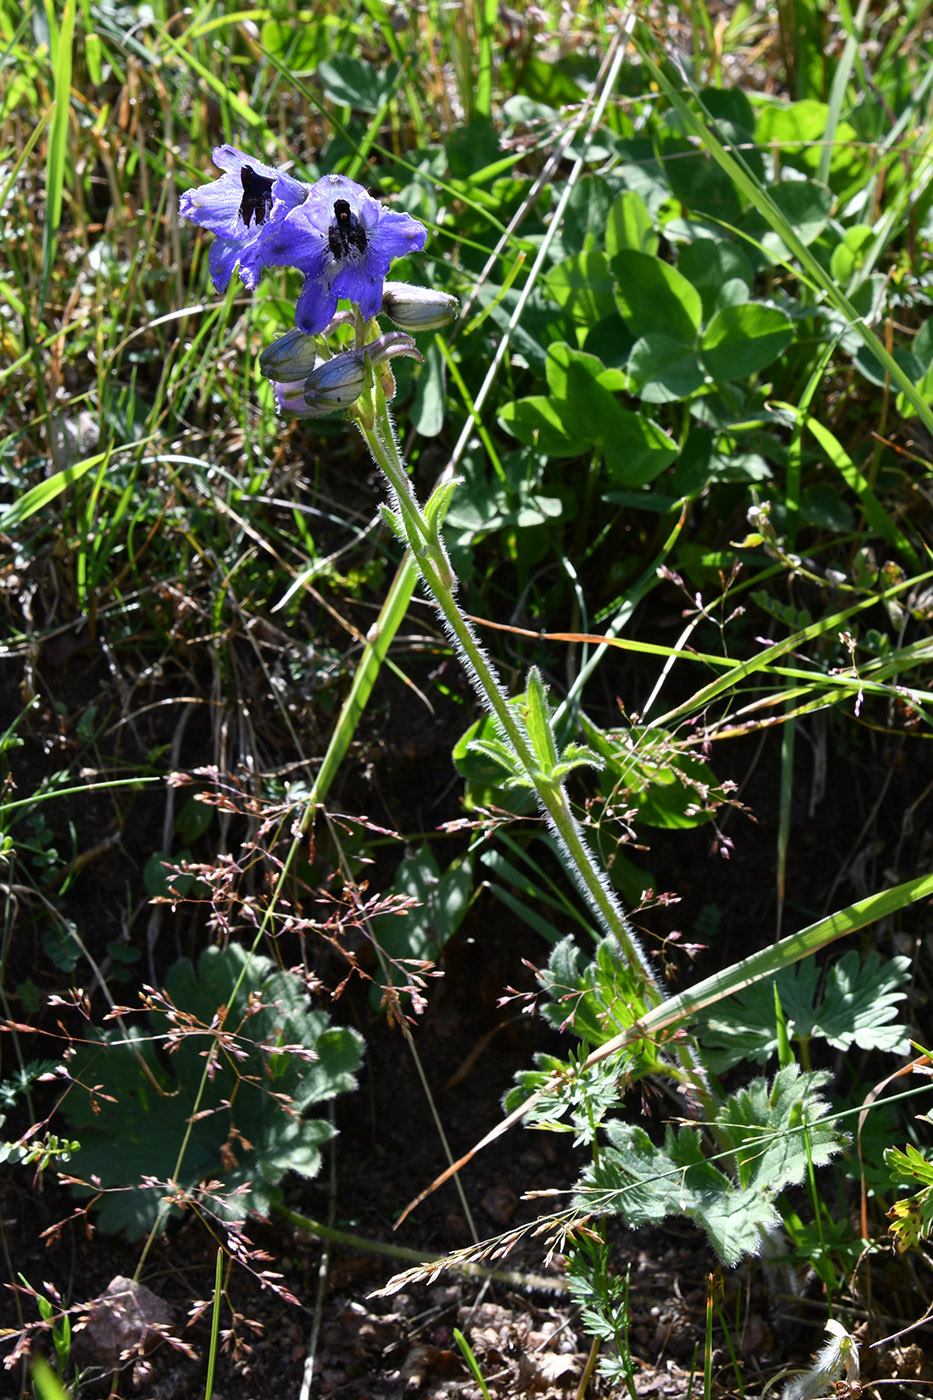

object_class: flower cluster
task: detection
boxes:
[179,146,458,417]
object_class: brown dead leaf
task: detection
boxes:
[527,1349,581,1387]
[72,1275,175,1368]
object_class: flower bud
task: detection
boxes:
[303,350,367,414]
[381,282,459,331]
[318,309,357,337]
[271,379,312,416]
[259,328,318,381]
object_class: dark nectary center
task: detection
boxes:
[328,198,368,260]
[239,166,275,228]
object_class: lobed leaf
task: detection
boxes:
[699,950,911,1070]
[578,1066,843,1266]
[61,945,363,1238]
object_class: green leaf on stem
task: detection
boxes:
[579,1065,842,1266]
[698,950,911,1071]
[61,945,363,1238]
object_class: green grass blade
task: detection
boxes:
[30,1356,71,1400]
[157,20,265,131]
[785,336,839,549]
[640,870,933,1038]
[203,1246,223,1400]
[648,576,931,730]
[39,0,75,318]
[776,710,795,930]
[310,552,419,805]
[845,62,933,292]
[486,883,567,945]
[0,776,160,822]
[475,0,497,121]
[776,404,919,567]
[818,0,862,185]
[454,1327,492,1400]
[554,504,688,728]
[0,451,109,531]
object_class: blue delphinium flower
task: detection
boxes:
[180,155,442,417]
[178,145,311,295]
[254,173,427,334]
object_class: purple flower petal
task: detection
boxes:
[367,207,429,263]
[295,276,338,338]
[180,157,429,330]
[208,238,246,293]
[179,145,311,291]
[258,173,427,332]
[331,264,383,321]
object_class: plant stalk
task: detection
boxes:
[355,383,714,1110]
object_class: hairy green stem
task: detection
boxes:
[357,407,655,982]
[355,384,713,1109]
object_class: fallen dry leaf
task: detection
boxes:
[72,1275,175,1368]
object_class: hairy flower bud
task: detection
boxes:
[381,282,459,331]
[259,328,318,381]
[269,335,424,416]
[302,350,368,414]
[367,332,423,402]
[270,379,312,416]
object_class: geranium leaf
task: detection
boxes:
[61,944,363,1238]
[698,951,910,1071]
[577,1066,843,1267]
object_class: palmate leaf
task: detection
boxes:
[582,1121,777,1266]
[717,1064,842,1192]
[816,950,911,1052]
[61,944,363,1238]
[577,1065,844,1267]
[698,950,911,1071]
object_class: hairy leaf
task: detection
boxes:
[717,1064,842,1191]
[61,944,363,1238]
[576,1065,843,1266]
[699,950,910,1070]
[538,936,660,1064]
[581,1120,778,1265]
